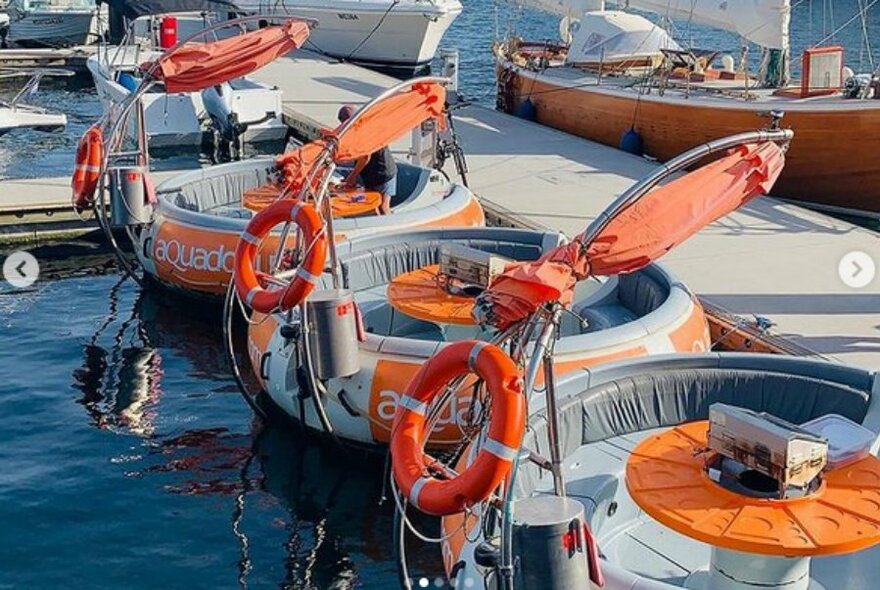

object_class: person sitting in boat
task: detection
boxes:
[337,104,397,215]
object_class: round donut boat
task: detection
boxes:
[439,353,880,590]
[247,228,710,447]
[134,157,483,296]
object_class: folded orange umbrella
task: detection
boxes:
[143,20,310,94]
[475,141,787,329]
[275,81,447,192]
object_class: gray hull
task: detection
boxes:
[8,10,99,47]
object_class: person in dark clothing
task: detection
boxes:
[337,104,397,215]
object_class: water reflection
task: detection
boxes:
[73,276,162,436]
[69,281,417,588]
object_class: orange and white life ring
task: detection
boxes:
[233,198,327,314]
[71,125,104,212]
[391,341,525,516]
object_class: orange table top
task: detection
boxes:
[242,183,382,218]
[386,265,477,326]
[626,420,880,557]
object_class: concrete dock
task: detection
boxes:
[249,52,880,370]
[1,49,877,370]
[0,47,97,72]
[0,171,180,245]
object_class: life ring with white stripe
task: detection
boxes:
[233,198,327,314]
[391,341,525,516]
[71,124,104,212]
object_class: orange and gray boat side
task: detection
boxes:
[135,157,485,296]
[440,353,880,589]
[247,228,710,448]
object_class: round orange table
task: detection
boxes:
[626,420,880,589]
[242,183,382,218]
[386,264,477,326]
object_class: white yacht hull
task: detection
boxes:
[87,48,287,148]
[233,0,462,71]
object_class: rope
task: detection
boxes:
[343,0,400,63]
[813,0,879,48]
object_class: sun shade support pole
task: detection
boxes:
[542,307,567,499]
[498,304,565,590]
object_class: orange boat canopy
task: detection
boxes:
[142,20,310,94]
[275,81,447,191]
[475,141,787,329]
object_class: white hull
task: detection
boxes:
[87,47,287,148]
[233,0,462,69]
[0,105,67,135]
[7,8,103,47]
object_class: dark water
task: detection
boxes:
[0,260,447,588]
[0,3,879,588]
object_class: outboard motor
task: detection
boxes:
[202,82,278,161]
[202,82,236,138]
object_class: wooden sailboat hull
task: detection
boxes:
[498,60,880,216]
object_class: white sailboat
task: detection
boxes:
[5,0,107,47]
[231,0,463,73]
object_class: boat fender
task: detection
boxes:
[143,170,157,205]
[514,98,537,121]
[159,16,178,50]
[71,124,104,212]
[577,521,605,588]
[233,199,327,314]
[117,72,139,93]
[620,126,644,156]
[390,341,525,516]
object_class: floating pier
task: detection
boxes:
[0,171,177,245]
[0,46,97,72]
[249,51,880,370]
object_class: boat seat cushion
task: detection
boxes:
[390,164,439,211]
[617,270,669,315]
[574,368,871,445]
[517,366,872,497]
[169,166,271,212]
[582,305,638,333]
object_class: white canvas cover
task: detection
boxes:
[566,10,680,64]
[515,0,604,18]
[623,0,790,50]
